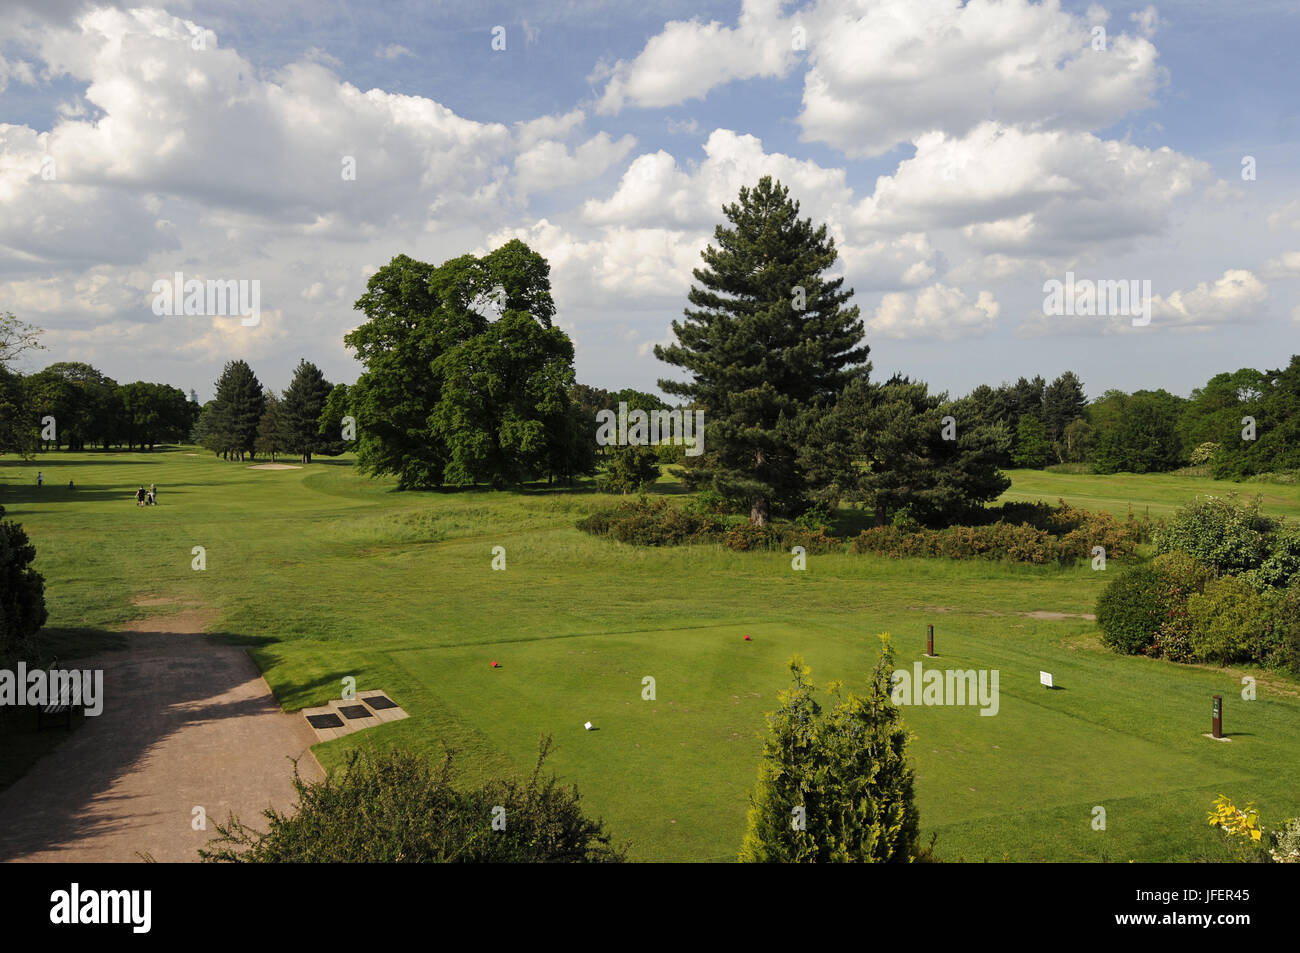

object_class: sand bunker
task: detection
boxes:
[248,463,303,470]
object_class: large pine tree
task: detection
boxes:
[655,176,868,525]
[281,359,335,463]
[211,359,264,461]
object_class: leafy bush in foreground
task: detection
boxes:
[1209,795,1300,864]
[0,506,48,665]
[739,639,930,863]
[200,739,624,863]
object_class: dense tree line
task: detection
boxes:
[0,357,199,454]
[192,358,346,463]
[950,358,1300,480]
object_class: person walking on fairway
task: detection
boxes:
[150,483,157,504]
[136,486,145,506]
[36,471,42,488]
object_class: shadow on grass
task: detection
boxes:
[0,479,241,509]
[831,505,878,538]
[0,486,161,505]
[207,631,279,650]
[38,626,133,662]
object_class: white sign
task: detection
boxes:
[584,721,593,731]
[1040,671,1054,689]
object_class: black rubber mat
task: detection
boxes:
[338,704,373,720]
[307,713,344,729]
[363,695,397,710]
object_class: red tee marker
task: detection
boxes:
[491,661,499,668]
[744,635,751,641]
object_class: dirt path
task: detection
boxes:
[0,611,323,862]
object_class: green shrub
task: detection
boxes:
[852,521,1058,564]
[200,740,624,863]
[723,523,784,551]
[0,507,48,665]
[1154,493,1275,574]
[890,504,922,534]
[1262,585,1300,675]
[795,501,836,533]
[1186,576,1264,665]
[574,509,613,536]
[1245,526,1300,591]
[1149,552,1213,662]
[597,445,661,494]
[782,526,844,555]
[683,487,734,516]
[1095,565,1166,655]
[739,643,925,863]
[577,495,842,552]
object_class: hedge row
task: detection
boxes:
[851,503,1143,565]
[575,497,844,553]
[577,496,1136,565]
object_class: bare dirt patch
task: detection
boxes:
[1024,610,1096,621]
[131,595,180,608]
[249,463,302,470]
[122,607,222,634]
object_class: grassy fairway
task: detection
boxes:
[3,450,1298,861]
[999,468,1300,521]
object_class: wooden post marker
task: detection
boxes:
[925,624,936,658]
[1212,694,1223,739]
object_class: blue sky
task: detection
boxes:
[1,0,1298,403]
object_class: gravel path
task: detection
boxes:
[0,612,323,862]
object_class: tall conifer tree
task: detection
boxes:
[655,176,868,525]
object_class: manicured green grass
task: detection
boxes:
[3,450,1297,861]
[999,468,1300,521]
